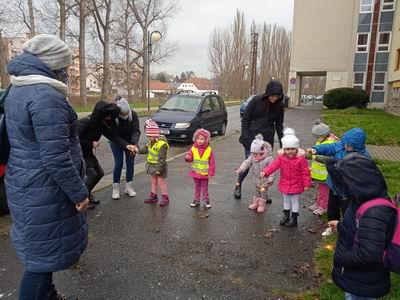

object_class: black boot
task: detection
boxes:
[266,196,272,204]
[286,212,298,228]
[89,194,100,205]
[234,183,242,199]
[279,210,290,225]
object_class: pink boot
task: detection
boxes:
[257,198,266,213]
[248,196,259,210]
[144,192,158,203]
[160,195,169,206]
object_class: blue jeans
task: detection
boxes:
[19,271,57,300]
[344,292,376,300]
[237,149,251,184]
[110,142,135,183]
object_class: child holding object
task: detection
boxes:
[261,128,312,227]
[236,134,275,213]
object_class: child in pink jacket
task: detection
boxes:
[185,129,215,208]
[261,128,312,227]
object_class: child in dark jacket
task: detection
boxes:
[323,152,397,299]
[136,119,169,206]
[185,129,215,209]
[307,127,370,236]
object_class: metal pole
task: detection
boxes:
[147,30,150,112]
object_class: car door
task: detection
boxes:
[209,96,224,131]
[199,97,214,131]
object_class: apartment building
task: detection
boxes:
[289,0,397,107]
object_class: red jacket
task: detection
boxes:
[263,150,311,195]
[185,143,215,179]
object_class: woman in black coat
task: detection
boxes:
[234,80,285,199]
[325,153,397,299]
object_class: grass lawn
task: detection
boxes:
[322,108,400,145]
[314,159,400,300]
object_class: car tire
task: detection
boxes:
[218,122,227,136]
[0,176,9,213]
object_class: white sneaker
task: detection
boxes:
[125,181,137,197]
[321,227,333,237]
[112,183,120,200]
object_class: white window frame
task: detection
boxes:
[377,32,391,52]
[360,0,373,13]
[356,33,370,53]
[353,72,366,90]
[381,0,395,11]
[372,72,386,92]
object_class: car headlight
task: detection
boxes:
[174,122,191,129]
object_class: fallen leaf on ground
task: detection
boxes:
[264,232,273,238]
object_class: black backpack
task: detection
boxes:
[0,85,11,165]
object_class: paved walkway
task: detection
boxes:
[367,145,400,161]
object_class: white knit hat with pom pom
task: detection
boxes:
[281,127,299,149]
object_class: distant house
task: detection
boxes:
[177,78,218,94]
[148,80,172,98]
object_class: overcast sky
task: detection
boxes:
[152,0,294,79]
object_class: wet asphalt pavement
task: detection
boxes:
[0,104,325,299]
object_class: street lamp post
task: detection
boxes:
[147,30,162,111]
[240,65,250,102]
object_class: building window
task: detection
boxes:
[395,49,400,71]
[360,0,373,12]
[382,0,395,11]
[356,33,369,52]
[377,32,391,52]
[373,72,386,91]
[353,72,365,89]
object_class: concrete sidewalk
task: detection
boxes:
[367,145,400,161]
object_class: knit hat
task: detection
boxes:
[281,128,299,149]
[193,128,211,144]
[250,134,265,153]
[342,128,367,153]
[312,119,331,137]
[23,34,72,70]
[145,119,160,138]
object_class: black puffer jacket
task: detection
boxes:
[239,80,284,150]
[328,153,397,298]
[112,109,141,145]
[78,101,127,157]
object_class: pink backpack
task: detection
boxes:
[356,197,400,274]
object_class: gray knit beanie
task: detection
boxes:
[312,119,330,137]
[23,34,72,70]
[250,134,265,153]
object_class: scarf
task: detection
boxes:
[11,75,69,97]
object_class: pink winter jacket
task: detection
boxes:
[185,143,216,179]
[262,149,312,195]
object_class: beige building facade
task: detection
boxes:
[385,2,400,113]
[289,0,397,107]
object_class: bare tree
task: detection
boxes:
[27,0,36,35]
[57,0,66,40]
[128,0,178,100]
[78,0,87,105]
[90,0,114,99]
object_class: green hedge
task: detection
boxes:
[323,88,369,109]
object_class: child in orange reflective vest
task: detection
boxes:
[185,129,215,208]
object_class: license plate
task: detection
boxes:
[160,128,170,135]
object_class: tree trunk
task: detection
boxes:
[0,32,10,88]
[27,0,36,36]
[58,0,66,41]
[101,22,110,100]
[124,6,131,101]
[79,0,87,106]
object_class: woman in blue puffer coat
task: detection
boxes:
[5,34,89,299]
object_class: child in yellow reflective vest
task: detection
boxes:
[136,119,170,206]
[309,119,339,215]
[185,129,215,209]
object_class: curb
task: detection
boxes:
[92,130,239,193]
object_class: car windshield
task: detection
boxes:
[160,96,202,112]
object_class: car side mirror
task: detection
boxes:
[200,108,211,114]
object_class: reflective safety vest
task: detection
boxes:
[310,139,336,181]
[147,140,169,164]
[191,146,212,175]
